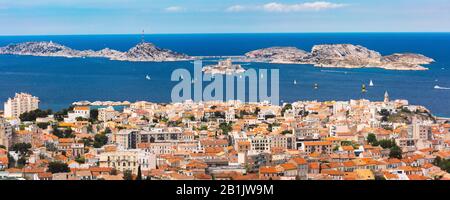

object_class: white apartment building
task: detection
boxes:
[64,106,90,122]
[3,93,39,118]
[250,135,271,154]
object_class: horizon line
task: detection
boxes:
[1,31,450,37]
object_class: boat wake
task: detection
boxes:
[434,85,450,90]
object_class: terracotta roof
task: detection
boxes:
[259,166,279,174]
[304,141,332,146]
[280,163,297,171]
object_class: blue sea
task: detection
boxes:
[0,33,449,117]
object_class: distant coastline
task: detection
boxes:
[0,41,434,71]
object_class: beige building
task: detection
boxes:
[4,93,39,118]
[0,118,13,149]
[301,141,333,155]
[99,149,156,174]
[98,106,118,122]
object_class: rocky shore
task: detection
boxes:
[0,41,191,62]
[245,44,434,70]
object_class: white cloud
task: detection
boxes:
[164,6,185,12]
[227,1,347,13]
[263,2,345,12]
[226,5,246,12]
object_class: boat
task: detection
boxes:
[145,75,151,80]
[434,85,450,90]
[362,84,367,93]
[314,83,319,89]
[294,80,297,85]
[369,80,374,87]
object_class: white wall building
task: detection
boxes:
[3,93,39,118]
[64,106,90,122]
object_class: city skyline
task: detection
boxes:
[0,0,449,35]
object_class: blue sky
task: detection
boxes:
[0,0,449,35]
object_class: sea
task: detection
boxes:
[0,33,449,117]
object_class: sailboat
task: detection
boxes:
[145,75,151,80]
[369,80,374,87]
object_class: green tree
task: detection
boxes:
[281,104,293,116]
[379,139,395,149]
[433,157,450,173]
[54,106,74,122]
[11,143,32,155]
[219,122,233,135]
[389,145,402,159]
[136,165,142,180]
[47,162,70,173]
[104,127,112,134]
[367,133,377,144]
[75,156,85,164]
[37,122,50,129]
[123,170,133,180]
[52,127,75,138]
[89,109,99,123]
[19,109,52,122]
[94,133,108,148]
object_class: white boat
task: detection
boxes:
[145,75,151,80]
[369,80,374,87]
[434,85,450,90]
[294,80,297,85]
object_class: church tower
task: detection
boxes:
[384,91,390,103]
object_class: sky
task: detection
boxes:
[0,0,449,35]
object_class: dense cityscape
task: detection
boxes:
[1,92,449,180]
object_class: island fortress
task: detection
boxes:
[0,41,434,70]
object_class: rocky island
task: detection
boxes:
[202,59,246,74]
[0,41,191,62]
[245,44,434,70]
[0,41,434,70]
